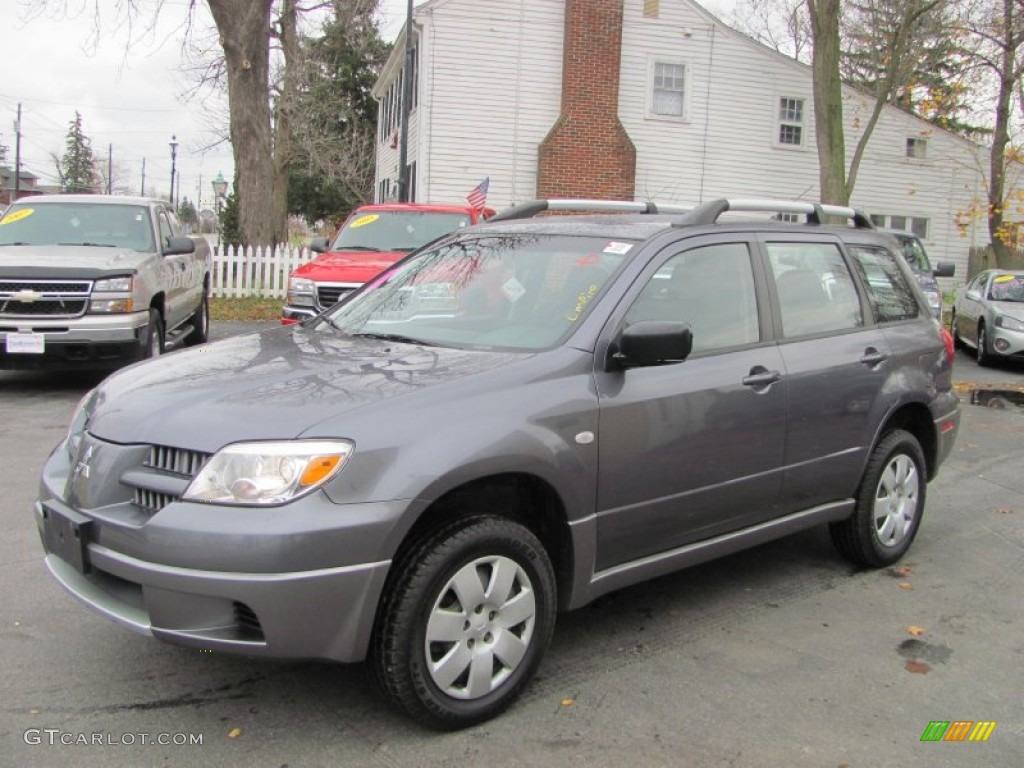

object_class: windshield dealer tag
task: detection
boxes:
[502,277,526,303]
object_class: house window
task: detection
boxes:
[910,217,928,238]
[872,214,930,240]
[906,137,927,159]
[869,214,886,227]
[777,97,805,146]
[651,61,686,117]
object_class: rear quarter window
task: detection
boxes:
[848,245,921,323]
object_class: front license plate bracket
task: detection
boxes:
[42,504,93,573]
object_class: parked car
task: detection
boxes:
[880,229,955,319]
[950,269,1024,365]
[0,195,210,370]
[37,198,959,728]
[282,203,494,324]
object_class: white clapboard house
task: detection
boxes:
[373,0,1010,280]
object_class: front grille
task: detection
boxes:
[0,279,92,318]
[128,445,211,515]
[316,284,359,308]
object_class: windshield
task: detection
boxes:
[893,234,932,273]
[332,210,472,253]
[0,202,155,251]
[317,233,635,351]
[988,273,1024,302]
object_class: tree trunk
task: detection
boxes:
[272,0,300,246]
[988,0,1016,267]
[208,0,275,246]
[807,0,848,205]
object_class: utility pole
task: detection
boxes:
[169,135,178,206]
[12,103,22,203]
[397,0,414,202]
[140,157,146,196]
[107,143,113,194]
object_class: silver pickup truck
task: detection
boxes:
[0,195,210,370]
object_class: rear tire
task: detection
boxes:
[371,515,556,729]
[830,429,926,568]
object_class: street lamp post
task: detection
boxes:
[169,135,178,207]
[211,171,228,253]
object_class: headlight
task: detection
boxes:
[66,388,98,458]
[93,277,133,292]
[995,314,1024,332]
[90,298,134,313]
[924,290,941,312]
[288,278,316,307]
[182,440,354,506]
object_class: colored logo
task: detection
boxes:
[349,214,379,228]
[0,208,34,225]
[920,721,996,742]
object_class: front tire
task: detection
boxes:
[143,309,164,359]
[371,516,556,729]
[830,429,926,567]
[950,311,963,349]
[185,289,209,346]
[977,323,993,366]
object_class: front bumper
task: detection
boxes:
[1,311,151,370]
[36,438,409,662]
[990,323,1024,358]
[281,304,317,324]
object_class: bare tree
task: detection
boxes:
[730,0,812,62]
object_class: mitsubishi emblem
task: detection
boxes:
[73,445,95,480]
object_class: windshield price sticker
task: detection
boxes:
[6,332,45,354]
[603,241,633,255]
[994,275,1018,283]
[0,209,34,226]
[349,214,380,229]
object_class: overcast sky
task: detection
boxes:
[0,0,730,209]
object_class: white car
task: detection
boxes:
[951,269,1024,365]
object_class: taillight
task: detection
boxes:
[940,325,955,362]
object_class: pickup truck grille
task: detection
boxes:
[129,445,211,514]
[0,279,92,318]
[316,283,361,309]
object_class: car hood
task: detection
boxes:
[0,245,151,274]
[292,250,405,283]
[87,325,528,452]
[990,301,1024,320]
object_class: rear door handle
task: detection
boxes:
[742,367,782,388]
[860,348,889,367]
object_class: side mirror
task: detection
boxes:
[933,261,955,278]
[610,321,693,369]
[310,237,330,254]
[164,236,196,256]
[965,289,982,301]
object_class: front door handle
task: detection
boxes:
[860,348,889,367]
[742,367,782,389]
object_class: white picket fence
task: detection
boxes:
[210,245,315,299]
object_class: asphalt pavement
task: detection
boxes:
[1,321,1021,767]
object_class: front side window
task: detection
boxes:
[625,242,760,353]
[848,245,921,323]
[651,61,686,117]
[321,234,634,351]
[767,243,863,336]
[777,97,805,147]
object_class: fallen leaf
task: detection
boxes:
[899,582,913,590]
[892,565,913,577]
[997,507,1013,514]
[29,708,39,715]
[907,625,926,636]
[905,660,931,674]
[227,728,242,739]
[561,698,574,707]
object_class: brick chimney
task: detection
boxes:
[537,0,636,200]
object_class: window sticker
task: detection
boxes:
[566,284,599,322]
[603,241,633,255]
[0,208,34,225]
[502,277,526,303]
[993,275,1017,283]
[349,214,380,229]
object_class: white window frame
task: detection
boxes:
[906,137,927,160]
[647,57,690,121]
[774,94,808,150]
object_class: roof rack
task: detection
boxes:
[488,198,693,222]
[674,198,874,229]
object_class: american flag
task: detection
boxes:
[466,177,489,209]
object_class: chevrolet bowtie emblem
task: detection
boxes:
[13,289,42,303]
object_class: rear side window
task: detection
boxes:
[766,243,862,337]
[848,245,921,323]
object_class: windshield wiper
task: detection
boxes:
[349,331,433,346]
[0,242,31,246]
[336,245,381,252]
[58,242,118,247]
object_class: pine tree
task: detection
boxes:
[59,112,98,194]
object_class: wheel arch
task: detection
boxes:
[875,402,937,481]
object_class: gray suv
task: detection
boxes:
[37,198,960,728]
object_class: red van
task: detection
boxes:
[282,203,493,324]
